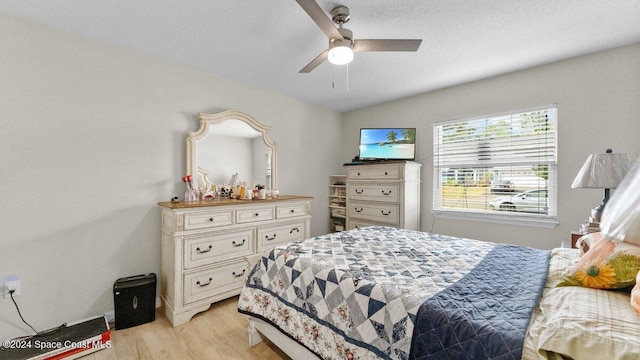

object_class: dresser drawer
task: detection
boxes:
[236,206,275,223]
[348,203,399,225]
[348,184,399,203]
[183,209,234,230]
[183,229,254,269]
[257,222,306,250]
[347,166,402,180]
[276,203,308,219]
[184,261,249,304]
[349,220,399,231]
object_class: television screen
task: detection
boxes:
[359,128,416,160]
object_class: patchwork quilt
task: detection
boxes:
[237,226,549,360]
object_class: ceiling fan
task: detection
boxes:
[295,0,422,73]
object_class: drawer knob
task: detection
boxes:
[265,234,277,241]
[384,172,388,175]
[354,208,363,213]
[254,213,259,217]
[355,189,364,194]
[196,245,213,254]
[382,190,392,196]
[209,217,214,222]
[357,172,361,176]
[289,227,300,234]
[232,239,246,247]
[381,210,392,216]
[196,277,213,287]
[290,209,295,213]
[232,269,246,278]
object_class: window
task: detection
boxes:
[432,105,557,227]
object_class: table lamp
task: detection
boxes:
[571,149,633,223]
[600,155,640,244]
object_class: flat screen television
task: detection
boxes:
[358,128,416,161]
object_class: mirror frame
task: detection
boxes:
[187,110,278,191]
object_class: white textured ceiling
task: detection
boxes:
[2,1,640,112]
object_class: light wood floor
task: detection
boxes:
[87,296,290,360]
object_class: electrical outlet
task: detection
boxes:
[3,275,20,299]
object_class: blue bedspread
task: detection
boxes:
[409,245,550,360]
[238,226,550,360]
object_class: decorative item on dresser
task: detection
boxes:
[344,161,421,230]
[158,110,313,326]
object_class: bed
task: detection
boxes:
[237,226,640,360]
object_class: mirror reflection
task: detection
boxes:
[187,111,277,198]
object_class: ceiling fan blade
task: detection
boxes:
[295,0,343,40]
[299,50,329,73]
[353,39,422,52]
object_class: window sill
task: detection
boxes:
[432,210,558,229]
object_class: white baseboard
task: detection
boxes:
[105,310,115,323]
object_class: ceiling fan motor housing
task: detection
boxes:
[331,6,350,25]
[329,27,353,51]
[337,27,353,41]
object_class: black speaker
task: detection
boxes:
[113,273,156,329]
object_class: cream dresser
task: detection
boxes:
[344,161,421,230]
[158,195,312,326]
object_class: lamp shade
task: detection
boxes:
[571,150,633,189]
[601,156,640,244]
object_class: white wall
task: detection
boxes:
[342,43,640,249]
[0,14,343,340]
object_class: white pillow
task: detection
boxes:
[533,286,640,359]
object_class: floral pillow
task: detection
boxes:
[558,238,640,289]
[632,271,640,316]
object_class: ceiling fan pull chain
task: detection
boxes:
[332,65,335,89]
[346,64,349,95]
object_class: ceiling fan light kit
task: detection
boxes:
[296,0,422,73]
[328,39,353,65]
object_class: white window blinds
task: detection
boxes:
[433,105,557,221]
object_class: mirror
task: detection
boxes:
[187,110,277,194]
